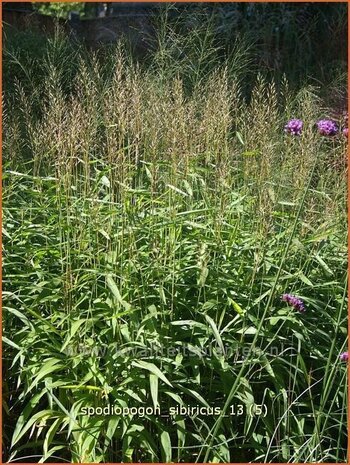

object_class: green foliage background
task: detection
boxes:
[2,4,348,463]
[34,2,86,18]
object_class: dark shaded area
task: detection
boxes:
[2,3,347,143]
[3,2,347,76]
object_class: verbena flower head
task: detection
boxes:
[317,119,338,136]
[342,127,348,138]
[285,119,303,136]
[340,351,348,361]
[281,293,306,313]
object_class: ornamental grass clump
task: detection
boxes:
[2,21,348,465]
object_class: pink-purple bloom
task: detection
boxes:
[342,127,348,138]
[285,119,303,136]
[281,294,306,313]
[340,351,348,361]
[317,119,338,136]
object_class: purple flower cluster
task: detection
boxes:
[284,119,303,136]
[279,292,346,362]
[316,119,338,137]
[281,293,306,313]
[284,118,346,138]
